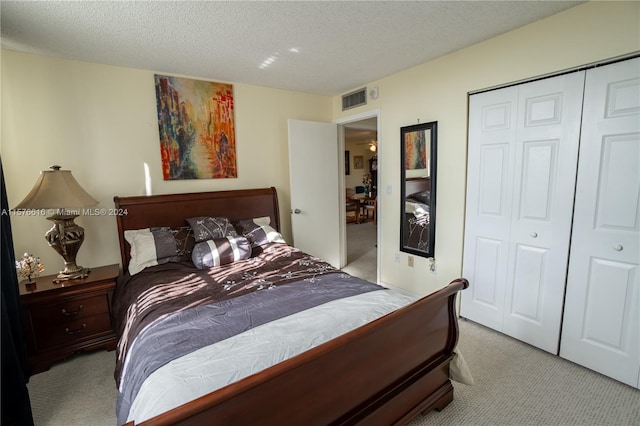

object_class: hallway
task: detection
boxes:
[342,221,377,283]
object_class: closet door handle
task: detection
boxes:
[530,232,538,238]
[614,244,623,251]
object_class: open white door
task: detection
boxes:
[288,119,340,268]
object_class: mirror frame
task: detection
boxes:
[400,121,437,258]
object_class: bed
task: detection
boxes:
[113,187,468,426]
[403,177,432,252]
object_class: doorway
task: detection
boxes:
[340,116,378,283]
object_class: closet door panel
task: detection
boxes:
[510,244,547,321]
[469,237,503,306]
[597,134,640,232]
[502,72,585,354]
[561,58,640,388]
[518,141,556,220]
[581,259,636,348]
[461,88,517,330]
[479,144,510,216]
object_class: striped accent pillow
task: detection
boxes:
[191,236,251,269]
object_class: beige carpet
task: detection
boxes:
[341,221,377,283]
[27,319,639,426]
[417,320,639,426]
[28,349,117,425]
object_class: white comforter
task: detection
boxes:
[127,289,417,423]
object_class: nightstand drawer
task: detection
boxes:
[31,294,110,324]
[33,313,113,350]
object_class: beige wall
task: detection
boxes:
[332,1,640,295]
[344,140,375,192]
[1,52,331,272]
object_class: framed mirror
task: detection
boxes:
[400,121,437,258]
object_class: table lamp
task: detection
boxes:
[14,165,98,282]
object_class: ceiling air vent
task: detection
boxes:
[342,87,367,111]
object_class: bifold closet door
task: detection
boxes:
[460,86,518,332]
[462,72,585,353]
[560,58,640,388]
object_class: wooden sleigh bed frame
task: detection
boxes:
[114,187,468,426]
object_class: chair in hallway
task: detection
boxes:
[346,188,360,224]
[362,197,377,223]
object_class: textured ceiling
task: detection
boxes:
[1,1,583,96]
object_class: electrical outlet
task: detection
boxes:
[395,253,400,263]
[408,256,414,267]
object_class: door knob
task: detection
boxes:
[614,244,623,251]
[530,232,538,238]
[293,209,301,214]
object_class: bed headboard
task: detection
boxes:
[113,187,280,270]
[405,176,430,196]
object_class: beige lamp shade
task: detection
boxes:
[14,165,98,210]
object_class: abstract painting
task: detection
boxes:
[155,75,237,180]
[404,128,428,170]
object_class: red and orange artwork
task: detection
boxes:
[404,130,427,170]
[155,75,237,180]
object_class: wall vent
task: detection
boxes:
[342,87,367,111]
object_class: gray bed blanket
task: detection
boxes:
[115,244,383,425]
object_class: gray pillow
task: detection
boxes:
[170,226,196,262]
[186,216,238,242]
[191,236,251,269]
[124,227,182,275]
[233,216,286,249]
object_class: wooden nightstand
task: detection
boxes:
[19,263,120,374]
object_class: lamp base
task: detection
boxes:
[45,214,91,283]
[53,267,91,284]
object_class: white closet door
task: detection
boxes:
[560,58,640,388]
[461,87,518,331]
[462,72,585,354]
[502,73,585,353]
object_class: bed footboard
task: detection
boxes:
[131,278,468,426]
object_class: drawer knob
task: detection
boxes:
[61,305,84,316]
[65,324,87,335]
[614,244,623,251]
